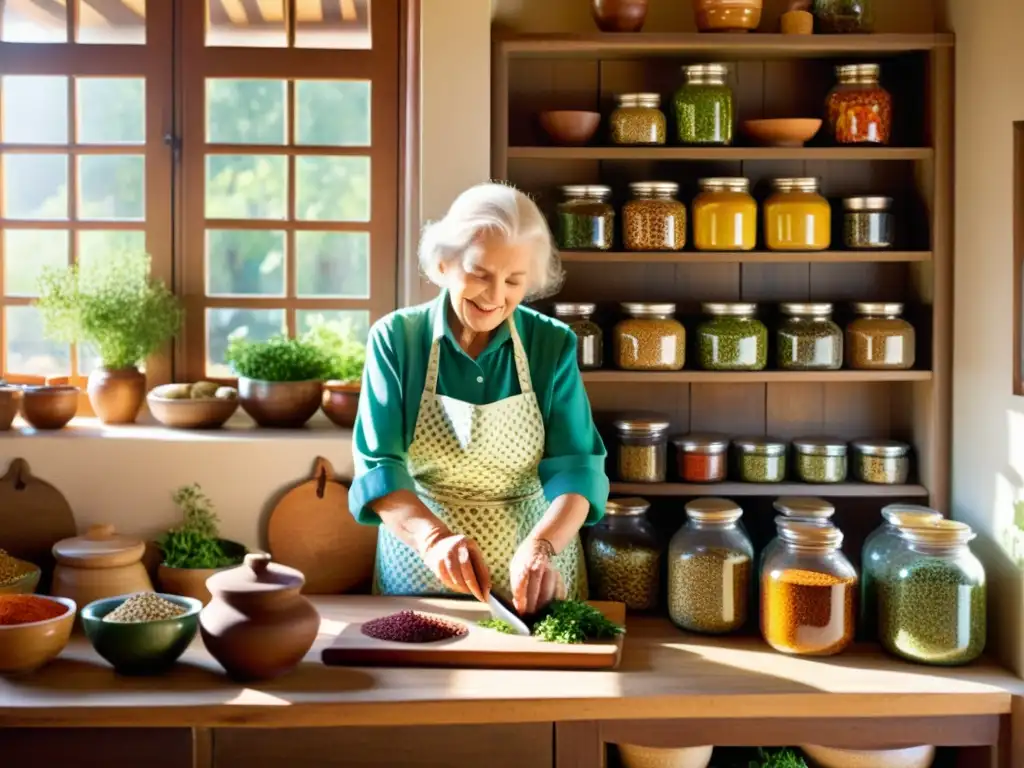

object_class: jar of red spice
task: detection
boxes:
[825,63,892,145]
[672,433,729,482]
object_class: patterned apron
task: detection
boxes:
[373,317,587,602]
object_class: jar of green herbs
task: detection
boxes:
[792,437,848,484]
[697,302,767,371]
[673,63,733,145]
[777,302,843,371]
[553,302,603,370]
[556,185,614,251]
[733,436,787,483]
[585,497,662,611]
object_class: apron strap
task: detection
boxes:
[423,316,534,396]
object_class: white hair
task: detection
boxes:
[418,182,564,300]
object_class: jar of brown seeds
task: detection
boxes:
[585,497,663,611]
[614,415,671,483]
[851,438,911,484]
[613,302,685,371]
[846,302,916,370]
[623,181,687,251]
[610,93,667,146]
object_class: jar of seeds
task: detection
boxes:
[851,438,911,484]
[843,196,894,249]
[585,497,662,611]
[672,433,730,483]
[673,63,734,145]
[668,498,754,634]
[814,0,874,33]
[733,436,787,483]
[826,63,892,145]
[792,437,848,484]
[777,302,843,371]
[761,520,857,656]
[553,302,603,370]
[623,182,687,251]
[697,302,767,371]
[860,504,943,641]
[759,498,836,573]
[615,415,671,483]
[878,520,986,666]
[610,93,667,146]
[764,177,831,251]
[556,185,615,251]
[846,302,916,370]
[613,303,686,371]
[692,177,757,252]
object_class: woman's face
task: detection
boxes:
[443,233,532,335]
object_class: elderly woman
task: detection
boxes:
[350,182,608,615]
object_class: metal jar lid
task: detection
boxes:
[561,184,611,200]
[898,519,974,547]
[779,520,843,549]
[553,302,596,318]
[605,497,651,516]
[683,63,729,82]
[614,414,671,437]
[851,438,911,458]
[880,503,943,528]
[698,177,750,193]
[852,301,905,317]
[773,497,836,519]
[780,302,833,317]
[733,436,787,456]
[672,433,730,454]
[685,497,743,523]
[702,301,758,317]
[772,177,821,194]
[836,63,881,83]
[621,302,677,318]
[792,437,848,457]
[629,181,679,197]
[844,196,893,212]
[617,93,661,109]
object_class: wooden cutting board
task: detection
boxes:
[321,596,625,670]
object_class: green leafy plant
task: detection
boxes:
[225,335,332,382]
[302,317,366,384]
[530,600,625,644]
[34,250,183,370]
[158,484,245,570]
[748,748,807,768]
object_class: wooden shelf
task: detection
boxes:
[508,146,932,161]
[610,482,929,498]
[583,370,932,384]
[560,250,932,264]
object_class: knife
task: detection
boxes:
[486,592,531,636]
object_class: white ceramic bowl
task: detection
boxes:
[618,744,714,768]
[802,744,936,768]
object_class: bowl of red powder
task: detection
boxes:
[0,594,76,674]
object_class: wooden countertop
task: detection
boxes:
[0,597,1018,728]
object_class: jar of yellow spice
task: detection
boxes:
[692,177,757,251]
[764,177,831,251]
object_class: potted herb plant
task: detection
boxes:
[157,484,246,605]
[304,319,366,429]
[224,335,331,428]
[34,251,183,425]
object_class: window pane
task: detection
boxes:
[206,155,287,219]
[3,230,68,297]
[1,76,68,144]
[298,310,370,343]
[296,156,370,222]
[206,229,285,297]
[206,0,286,48]
[206,307,286,377]
[5,306,70,376]
[296,231,369,298]
[78,343,102,376]
[295,0,371,50]
[77,78,145,144]
[77,0,146,44]
[206,79,286,145]
[2,154,68,220]
[1,0,67,42]
[296,81,371,147]
[78,155,145,221]
[78,230,147,276]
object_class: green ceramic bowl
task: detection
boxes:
[81,593,202,676]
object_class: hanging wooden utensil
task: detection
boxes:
[267,456,376,595]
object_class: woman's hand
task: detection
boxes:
[419,529,491,602]
[510,537,566,615]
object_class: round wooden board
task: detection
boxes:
[267,457,377,594]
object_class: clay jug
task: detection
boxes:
[199,553,320,681]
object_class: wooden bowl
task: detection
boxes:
[19,385,79,430]
[695,0,762,32]
[801,745,936,768]
[237,378,323,428]
[322,381,360,428]
[618,744,714,768]
[743,118,822,147]
[0,595,76,674]
[539,111,601,146]
[147,392,239,429]
[0,387,21,430]
[0,559,41,595]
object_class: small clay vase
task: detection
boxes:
[590,0,649,33]
[200,553,320,682]
[321,381,360,428]
[51,524,154,614]
[88,367,146,424]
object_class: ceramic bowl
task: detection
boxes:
[322,381,360,428]
[743,118,823,147]
[81,593,202,676]
[0,595,76,674]
[19,385,79,430]
[539,111,601,146]
[0,559,41,595]
[801,744,936,768]
[694,0,762,32]
[237,378,323,428]
[618,744,714,768]
[0,387,22,430]
[147,392,240,429]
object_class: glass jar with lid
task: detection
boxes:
[623,182,687,251]
[672,433,730,483]
[761,520,857,656]
[846,302,915,370]
[764,178,831,251]
[585,497,662,611]
[668,498,754,634]
[813,0,874,33]
[673,63,734,145]
[792,437,848,484]
[844,196,894,250]
[759,497,836,572]
[826,63,892,145]
[614,415,671,483]
[733,436,787,483]
[556,185,615,251]
[697,302,767,371]
[692,177,757,251]
[610,93,667,146]
[553,303,603,370]
[777,302,843,371]
[613,303,685,371]
[851,438,911,485]
[878,521,986,666]
[860,504,943,641]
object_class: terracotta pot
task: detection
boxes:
[200,553,320,682]
[237,377,322,428]
[157,539,247,605]
[20,385,78,430]
[0,387,22,430]
[322,381,360,428]
[590,0,649,32]
[694,0,763,33]
[88,367,146,424]
[51,524,154,615]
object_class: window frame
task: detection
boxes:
[1014,121,1024,395]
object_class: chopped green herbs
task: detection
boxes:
[530,600,625,645]
[477,618,516,634]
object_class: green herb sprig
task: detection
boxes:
[478,618,516,634]
[225,335,332,382]
[158,484,245,570]
[531,600,625,645]
[748,748,808,768]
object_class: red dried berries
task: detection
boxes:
[361,611,468,643]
